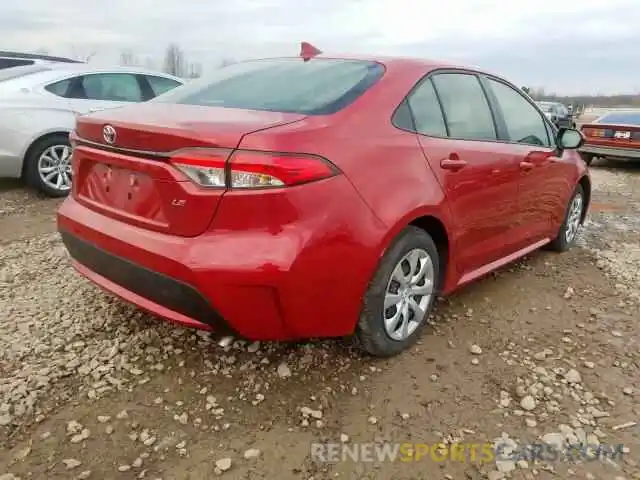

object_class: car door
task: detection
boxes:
[482,76,562,247]
[406,72,521,276]
[63,73,147,114]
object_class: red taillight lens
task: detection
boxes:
[582,127,604,138]
[228,150,338,188]
[68,130,78,148]
[68,131,78,178]
[169,149,339,189]
[170,149,230,188]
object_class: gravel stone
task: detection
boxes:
[243,448,260,459]
[62,459,82,470]
[215,458,232,472]
[520,396,536,411]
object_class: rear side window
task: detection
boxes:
[45,78,72,97]
[154,58,384,115]
[432,73,497,141]
[146,75,182,97]
[81,73,144,102]
[406,79,447,136]
[391,100,415,131]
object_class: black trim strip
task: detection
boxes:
[75,139,169,160]
[60,229,233,332]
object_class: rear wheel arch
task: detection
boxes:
[378,212,451,291]
[21,130,71,177]
[408,215,450,289]
[578,175,591,223]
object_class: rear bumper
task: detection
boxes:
[57,179,385,340]
[60,230,228,332]
[579,144,640,160]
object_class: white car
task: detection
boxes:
[0,64,184,197]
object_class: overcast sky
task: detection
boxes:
[2,0,639,95]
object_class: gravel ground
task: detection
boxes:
[0,162,638,480]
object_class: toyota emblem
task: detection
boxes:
[103,125,116,145]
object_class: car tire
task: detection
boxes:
[548,184,585,252]
[24,134,72,198]
[354,226,440,357]
[581,153,594,166]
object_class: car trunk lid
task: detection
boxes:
[72,104,307,237]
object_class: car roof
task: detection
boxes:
[228,53,512,92]
[44,63,182,76]
[276,53,484,73]
[0,63,184,84]
[0,50,80,63]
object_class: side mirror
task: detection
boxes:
[556,128,584,150]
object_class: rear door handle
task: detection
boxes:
[440,158,468,171]
[519,161,534,171]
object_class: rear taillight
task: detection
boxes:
[68,130,78,148]
[171,149,227,188]
[170,149,339,189]
[582,127,604,138]
[69,131,78,176]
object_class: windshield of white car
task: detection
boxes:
[0,65,51,82]
[153,58,385,115]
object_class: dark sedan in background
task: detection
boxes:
[536,101,576,129]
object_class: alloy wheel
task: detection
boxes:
[37,145,72,192]
[383,248,434,341]
[565,193,583,243]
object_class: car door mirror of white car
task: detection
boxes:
[556,128,584,150]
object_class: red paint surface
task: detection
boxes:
[58,55,589,340]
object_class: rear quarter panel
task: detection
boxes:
[238,60,452,255]
[0,103,75,177]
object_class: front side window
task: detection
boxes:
[80,73,144,102]
[406,78,447,137]
[431,73,497,141]
[487,78,551,147]
[154,58,384,115]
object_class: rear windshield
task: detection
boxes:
[0,64,50,82]
[153,58,385,115]
[596,112,640,125]
[537,103,554,112]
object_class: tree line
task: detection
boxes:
[34,46,640,106]
[37,44,236,79]
[522,86,640,108]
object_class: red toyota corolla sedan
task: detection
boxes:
[57,46,591,357]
